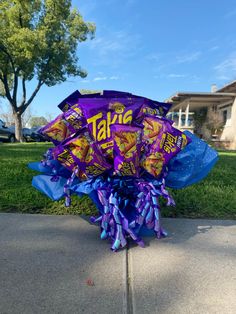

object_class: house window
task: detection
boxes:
[222,110,227,125]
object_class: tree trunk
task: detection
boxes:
[14,112,23,142]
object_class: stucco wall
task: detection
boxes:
[221,98,236,149]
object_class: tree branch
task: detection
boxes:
[19,11,23,28]
[19,80,44,114]
[0,44,16,74]
[0,44,18,107]
[2,74,14,107]
[12,69,19,104]
[19,77,27,108]
[22,77,26,102]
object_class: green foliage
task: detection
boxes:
[0,0,95,85]
[0,76,13,96]
[0,143,235,219]
[79,89,102,95]
[0,0,95,140]
[193,107,207,135]
[205,109,224,135]
[29,116,48,127]
[0,81,4,97]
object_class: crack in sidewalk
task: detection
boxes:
[124,240,134,314]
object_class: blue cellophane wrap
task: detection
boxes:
[32,175,68,201]
[28,161,71,178]
[166,131,218,189]
[70,178,105,213]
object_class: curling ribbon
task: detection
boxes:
[63,168,79,207]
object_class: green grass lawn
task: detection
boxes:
[0,142,236,219]
[0,143,97,215]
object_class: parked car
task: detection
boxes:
[22,128,33,142]
[0,119,15,143]
[8,126,33,142]
[30,126,48,142]
[7,126,48,142]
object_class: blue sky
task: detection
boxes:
[3,0,236,117]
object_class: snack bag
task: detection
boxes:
[142,115,164,146]
[135,99,172,123]
[63,129,112,178]
[58,90,102,112]
[58,90,81,112]
[39,114,75,145]
[102,90,133,97]
[78,98,144,158]
[52,145,83,176]
[142,99,172,117]
[111,124,142,177]
[63,105,87,131]
[141,117,191,177]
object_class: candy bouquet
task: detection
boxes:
[29,90,218,251]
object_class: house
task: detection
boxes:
[166,80,236,149]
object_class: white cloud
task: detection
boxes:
[93,76,107,81]
[209,46,219,51]
[216,75,231,81]
[110,76,119,80]
[154,73,200,81]
[93,75,119,81]
[145,53,161,62]
[89,30,140,67]
[214,53,236,79]
[224,9,236,19]
[91,37,121,56]
[167,73,187,78]
[176,51,202,63]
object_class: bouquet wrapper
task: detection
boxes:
[166,131,218,189]
[29,90,218,251]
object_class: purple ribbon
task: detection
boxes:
[41,148,59,182]
[135,180,169,239]
[63,168,78,207]
[91,185,144,251]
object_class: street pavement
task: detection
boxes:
[0,213,235,314]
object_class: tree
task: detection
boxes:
[0,0,95,141]
[80,89,101,95]
[0,104,15,126]
[0,103,32,128]
[22,106,33,128]
[29,116,48,128]
[206,107,224,138]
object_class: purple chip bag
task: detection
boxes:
[111,124,142,177]
[142,115,164,146]
[102,90,133,97]
[63,105,87,131]
[135,99,172,123]
[78,97,144,159]
[52,145,79,174]
[58,90,102,112]
[58,90,81,112]
[39,114,75,145]
[63,128,112,178]
[141,117,191,177]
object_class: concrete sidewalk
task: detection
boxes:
[0,214,127,314]
[129,219,236,314]
[0,214,235,314]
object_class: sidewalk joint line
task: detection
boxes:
[126,239,134,314]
